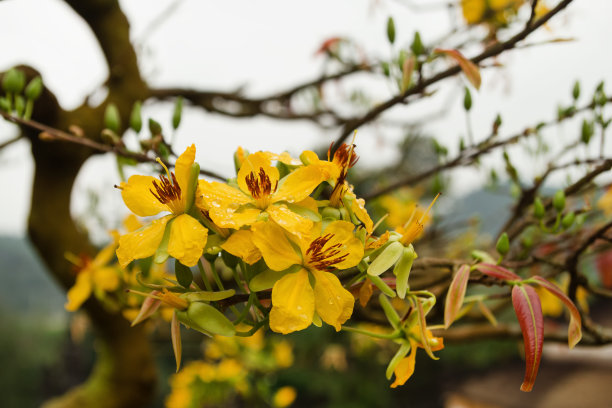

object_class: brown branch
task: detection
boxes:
[333,0,576,151]
[0,134,23,150]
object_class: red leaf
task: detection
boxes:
[475,263,521,281]
[131,290,162,327]
[512,285,544,392]
[444,264,471,328]
[531,276,582,348]
[434,48,481,89]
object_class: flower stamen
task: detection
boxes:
[306,233,349,270]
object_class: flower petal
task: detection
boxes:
[318,220,364,270]
[311,269,354,331]
[251,221,302,271]
[273,165,327,203]
[351,195,373,234]
[117,216,171,268]
[221,229,262,265]
[390,346,416,388]
[174,144,196,196]
[267,204,313,239]
[270,268,315,334]
[198,180,252,227]
[65,272,92,311]
[237,152,279,197]
[92,239,118,269]
[167,214,208,267]
[120,175,168,217]
[92,266,120,291]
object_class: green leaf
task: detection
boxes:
[175,261,194,288]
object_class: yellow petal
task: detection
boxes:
[301,150,338,180]
[65,272,92,311]
[221,229,262,265]
[174,144,196,196]
[273,165,327,203]
[92,266,120,291]
[116,215,171,268]
[351,195,373,234]
[390,346,416,388]
[311,269,354,331]
[237,152,279,197]
[167,214,208,267]
[251,221,302,271]
[92,240,118,269]
[198,180,252,227]
[120,175,168,217]
[295,196,319,213]
[123,214,143,232]
[316,220,364,270]
[461,0,485,25]
[270,269,315,334]
[267,204,313,239]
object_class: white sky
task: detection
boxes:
[0,0,611,238]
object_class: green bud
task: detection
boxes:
[581,119,594,145]
[398,49,407,73]
[553,190,566,212]
[175,261,193,288]
[381,61,390,77]
[0,97,10,112]
[496,232,510,256]
[181,289,235,303]
[561,211,575,229]
[459,138,465,152]
[104,103,121,133]
[463,86,472,111]
[410,31,424,55]
[25,76,43,101]
[572,80,580,101]
[387,17,396,44]
[2,68,25,94]
[533,197,545,219]
[172,96,183,129]
[180,302,235,337]
[368,241,404,276]
[148,118,162,135]
[130,101,143,132]
[321,207,341,220]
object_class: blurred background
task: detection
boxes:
[1,0,612,407]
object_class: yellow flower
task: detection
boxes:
[391,329,444,388]
[461,0,524,26]
[252,220,363,334]
[65,239,120,311]
[116,145,208,268]
[273,386,297,408]
[199,151,327,237]
[395,194,438,246]
[597,186,612,216]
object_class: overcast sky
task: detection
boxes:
[0,0,610,238]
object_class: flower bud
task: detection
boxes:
[533,197,545,219]
[172,96,183,130]
[130,101,142,132]
[179,301,235,337]
[562,211,575,229]
[463,86,472,111]
[411,31,424,56]
[496,232,510,256]
[572,80,580,101]
[387,17,396,44]
[25,76,42,101]
[104,103,121,133]
[321,207,341,220]
[14,95,25,117]
[553,190,566,212]
[148,118,162,136]
[2,68,25,94]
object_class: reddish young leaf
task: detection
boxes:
[444,264,471,328]
[531,276,582,348]
[130,290,162,327]
[434,48,481,89]
[475,263,521,281]
[171,311,182,372]
[512,285,544,392]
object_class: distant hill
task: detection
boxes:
[0,236,67,324]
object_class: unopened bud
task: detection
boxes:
[2,68,25,94]
[104,103,121,133]
[411,31,424,56]
[148,118,162,136]
[130,101,142,132]
[496,232,509,256]
[553,190,566,212]
[561,211,575,229]
[387,17,396,44]
[25,76,42,101]
[463,86,472,111]
[572,80,580,101]
[533,197,545,219]
[172,96,183,130]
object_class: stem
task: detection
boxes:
[197,259,213,292]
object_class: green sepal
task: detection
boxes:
[394,245,417,299]
[175,261,194,288]
[379,293,400,329]
[154,218,175,263]
[386,342,411,380]
[249,265,301,292]
[180,289,235,302]
[184,302,235,337]
[368,241,404,276]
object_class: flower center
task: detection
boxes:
[305,233,348,271]
[245,167,278,209]
[151,171,183,214]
